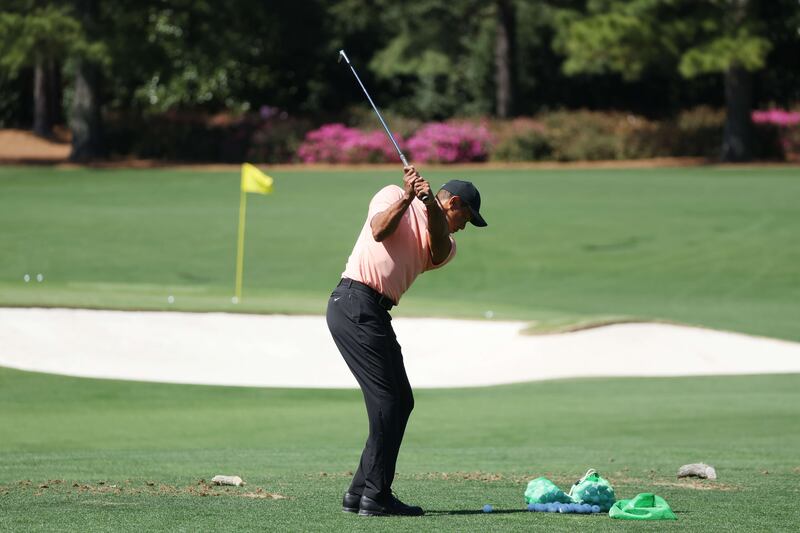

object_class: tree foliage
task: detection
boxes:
[555,0,774,81]
[0,0,798,159]
[0,5,105,74]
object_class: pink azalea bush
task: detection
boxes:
[297,123,401,163]
[751,109,800,127]
[752,108,800,160]
[406,122,492,163]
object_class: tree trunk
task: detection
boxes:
[47,59,63,126]
[69,0,104,161]
[494,0,515,118]
[69,59,104,161]
[721,65,752,162]
[33,59,52,138]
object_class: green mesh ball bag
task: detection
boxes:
[569,469,617,511]
[524,477,571,504]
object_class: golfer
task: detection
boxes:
[326,166,487,517]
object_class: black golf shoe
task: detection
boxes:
[342,492,361,513]
[358,494,424,517]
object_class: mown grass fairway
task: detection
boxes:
[1,165,798,340]
[1,368,799,531]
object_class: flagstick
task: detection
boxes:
[234,188,247,302]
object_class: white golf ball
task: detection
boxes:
[167,295,175,304]
[23,274,30,282]
[484,310,494,319]
[482,504,493,513]
[36,274,44,282]
[231,296,239,304]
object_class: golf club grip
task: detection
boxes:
[401,155,429,203]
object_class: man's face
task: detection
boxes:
[445,196,473,233]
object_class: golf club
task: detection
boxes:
[338,49,429,202]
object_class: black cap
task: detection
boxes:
[441,180,487,227]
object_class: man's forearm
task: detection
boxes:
[370,193,414,241]
[426,200,451,264]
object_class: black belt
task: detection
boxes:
[338,278,395,310]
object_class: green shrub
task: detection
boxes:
[247,115,311,163]
[781,126,800,161]
[614,115,669,159]
[346,106,422,139]
[670,106,724,157]
[490,118,553,161]
[540,110,627,161]
[104,111,311,163]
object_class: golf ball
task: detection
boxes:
[167,295,175,304]
[482,504,493,513]
[591,505,601,514]
[36,273,43,282]
[23,274,30,282]
[231,296,239,304]
[484,310,494,319]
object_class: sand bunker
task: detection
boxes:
[1,308,798,388]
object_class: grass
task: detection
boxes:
[0,367,798,531]
[0,165,798,340]
[1,163,798,528]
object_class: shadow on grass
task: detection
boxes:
[426,509,531,516]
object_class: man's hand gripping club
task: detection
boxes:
[403,166,452,264]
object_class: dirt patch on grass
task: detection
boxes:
[241,488,287,500]
[1,478,287,500]
[414,471,509,482]
[400,471,740,493]
[609,475,739,492]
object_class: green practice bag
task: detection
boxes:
[609,493,677,520]
[524,477,571,504]
[568,469,617,511]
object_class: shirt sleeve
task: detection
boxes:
[368,185,404,221]
[427,235,456,271]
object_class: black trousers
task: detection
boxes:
[326,279,414,502]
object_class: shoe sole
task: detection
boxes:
[342,507,359,514]
[358,509,424,517]
[358,509,389,517]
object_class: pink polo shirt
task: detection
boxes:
[342,185,456,304]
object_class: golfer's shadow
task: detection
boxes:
[426,509,529,516]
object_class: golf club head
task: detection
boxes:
[338,50,349,64]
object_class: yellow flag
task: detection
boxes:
[241,163,274,194]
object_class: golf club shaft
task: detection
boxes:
[339,50,429,202]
